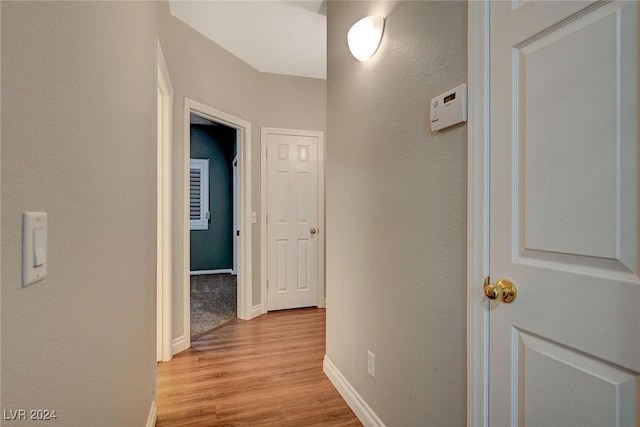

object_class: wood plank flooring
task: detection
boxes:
[156,308,362,427]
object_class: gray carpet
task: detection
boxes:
[190,274,237,338]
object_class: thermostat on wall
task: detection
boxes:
[430,83,467,131]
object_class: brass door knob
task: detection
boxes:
[484,277,517,303]
[310,228,318,235]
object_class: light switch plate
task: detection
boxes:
[23,212,47,287]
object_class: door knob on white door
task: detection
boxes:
[310,228,317,235]
[484,276,517,303]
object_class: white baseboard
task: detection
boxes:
[145,400,157,427]
[190,269,233,275]
[323,355,385,427]
[250,304,263,319]
[171,335,189,355]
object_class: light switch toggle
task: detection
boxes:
[34,227,46,267]
[23,212,48,287]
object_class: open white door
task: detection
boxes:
[486,1,639,425]
[264,128,322,311]
[156,40,172,362]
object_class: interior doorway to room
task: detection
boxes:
[189,113,239,338]
[177,98,252,355]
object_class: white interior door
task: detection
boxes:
[156,40,173,362]
[266,130,319,311]
[489,1,639,425]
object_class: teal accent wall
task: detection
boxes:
[190,124,237,271]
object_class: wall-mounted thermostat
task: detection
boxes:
[430,83,467,131]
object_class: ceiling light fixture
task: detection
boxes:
[347,16,385,62]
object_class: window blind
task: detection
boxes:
[189,159,209,230]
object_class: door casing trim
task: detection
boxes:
[178,98,253,354]
[260,127,326,313]
[467,2,490,427]
[156,39,173,363]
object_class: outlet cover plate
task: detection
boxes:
[367,350,376,378]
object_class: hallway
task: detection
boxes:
[156,308,361,426]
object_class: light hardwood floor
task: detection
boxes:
[156,308,362,426]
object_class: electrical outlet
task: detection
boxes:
[367,350,376,378]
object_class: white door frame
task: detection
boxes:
[260,127,326,313]
[232,154,238,276]
[180,98,253,352]
[466,2,490,427]
[156,39,173,362]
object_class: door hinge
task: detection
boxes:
[267,280,269,289]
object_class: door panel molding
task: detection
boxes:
[513,328,637,427]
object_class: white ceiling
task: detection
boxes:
[169,1,327,80]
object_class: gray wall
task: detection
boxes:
[158,3,260,339]
[158,4,326,340]
[326,1,467,425]
[2,2,160,425]
[0,2,327,423]
[260,72,327,131]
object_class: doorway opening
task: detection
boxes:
[177,98,253,354]
[189,113,238,338]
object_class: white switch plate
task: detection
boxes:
[367,350,376,379]
[251,212,257,224]
[23,212,47,287]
